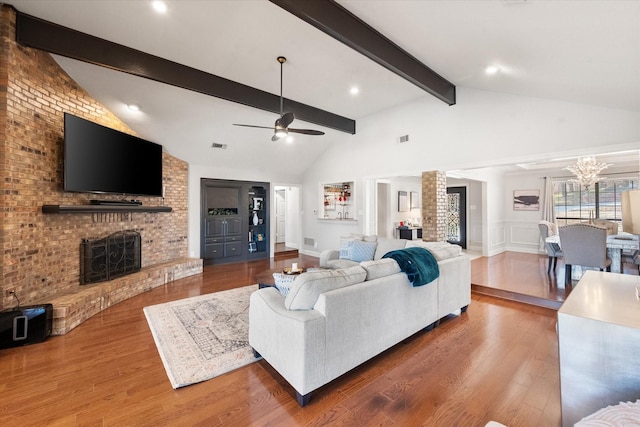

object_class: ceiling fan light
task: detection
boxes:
[275,128,288,138]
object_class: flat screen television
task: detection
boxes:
[64,113,163,197]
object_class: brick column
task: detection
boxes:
[421,171,447,242]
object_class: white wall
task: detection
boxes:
[388,176,422,233]
[186,87,640,259]
[300,86,640,256]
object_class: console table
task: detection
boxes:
[397,227,422,240]
[557,270,640,426]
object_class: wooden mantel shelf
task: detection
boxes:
[42,205,172,214]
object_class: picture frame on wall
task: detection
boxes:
[398,191,408,212]
[410,191,420,209]
[513,189,540,211]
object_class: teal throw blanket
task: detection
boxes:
[382,247,439,287]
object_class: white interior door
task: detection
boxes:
[275,189,286,243]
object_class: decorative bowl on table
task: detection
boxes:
[283,267,303,275]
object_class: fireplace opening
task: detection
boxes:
[80,231,141,285]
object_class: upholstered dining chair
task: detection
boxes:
[592,219,619,235]
[558,223,611,285]
[622,250,640,274]
[538,221,563,273]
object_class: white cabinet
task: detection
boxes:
[557,270,640,426]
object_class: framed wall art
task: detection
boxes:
[513,189,540,211]
[398,191,408,212]
[410,191,420,209]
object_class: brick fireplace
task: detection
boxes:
[81,231,142,285]
[0,6,198,326]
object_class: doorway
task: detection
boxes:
[275,188,286,243]
[446,186,467,249]
[272,185,300,258]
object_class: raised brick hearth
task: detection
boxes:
[46,258,202,335]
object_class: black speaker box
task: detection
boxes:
[0,304,53,349]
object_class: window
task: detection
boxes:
[553,175,638,225]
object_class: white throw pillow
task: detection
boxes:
[339,235,362,260]
[272,272,297,297]
[373,237,409,260]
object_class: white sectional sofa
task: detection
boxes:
[248,236,471,406]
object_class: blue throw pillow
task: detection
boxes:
[350,240,377,262]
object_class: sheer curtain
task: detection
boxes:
[542,177,555,223]
[540,176,556,251]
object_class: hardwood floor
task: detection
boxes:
[471,252,569,310]
[0,253,562,426]
[471,251,640,309]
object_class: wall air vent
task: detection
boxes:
[304,237,315,246]
[398,135,409,143]
[211,142,228,149]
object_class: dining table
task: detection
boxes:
[545,233,639,274]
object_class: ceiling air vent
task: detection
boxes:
[398,135,409,143]
[211,142,228,149]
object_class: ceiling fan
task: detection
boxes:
[233,56,325,141]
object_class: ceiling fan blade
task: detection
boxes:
[233,124,274,130]
[288,128,325,136]
[233,58,318,141]
[280,112,295,128]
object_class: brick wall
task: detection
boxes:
[421,170,447,241]
[0,6,189,310]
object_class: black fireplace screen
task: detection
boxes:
[80,231,141,285]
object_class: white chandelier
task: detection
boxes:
[565,156,612,190]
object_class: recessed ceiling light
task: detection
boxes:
[152,1,168,14]
[127,104,140,112]
[485,65,502,75]
[350,86,360,95]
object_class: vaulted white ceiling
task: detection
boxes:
[6,0,640,176]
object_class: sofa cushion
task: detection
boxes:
[360,258,401,281]
[349,233,378,243]
[404,240,462,260]
[284,265,367,310]
[374,237,409,260]
[325,258,360,269]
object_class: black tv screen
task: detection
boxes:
[64,113,163,197]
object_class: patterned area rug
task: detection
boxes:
[143,285,260,389]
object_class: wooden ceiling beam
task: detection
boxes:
[270,0,456,106]
[14,10,356,134]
